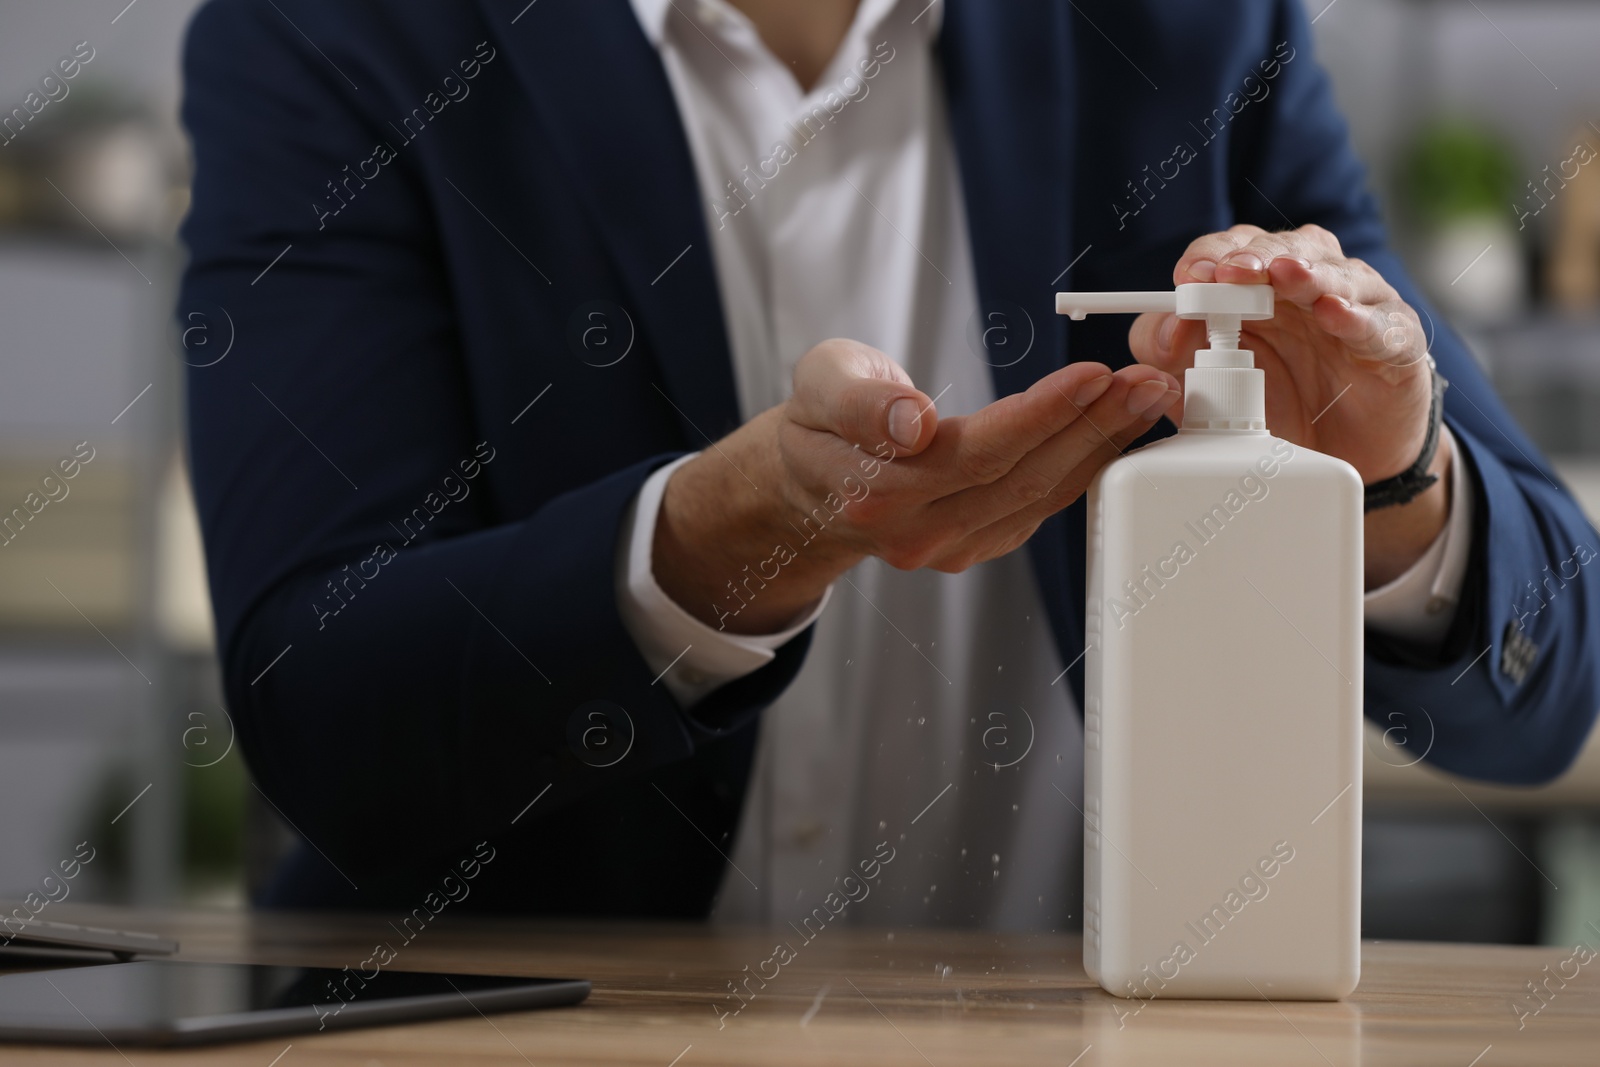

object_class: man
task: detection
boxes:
[178,0,1598,922]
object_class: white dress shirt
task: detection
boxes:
[617,0,1473,929]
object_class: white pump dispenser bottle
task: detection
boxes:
[1058,283,1362,1000]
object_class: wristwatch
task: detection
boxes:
[1364,355,1448,513]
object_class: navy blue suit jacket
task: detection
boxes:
[179,0,1600,915]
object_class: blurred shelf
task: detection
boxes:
[1471,315,1600,456]
[1480,312,1600,386]
[1367,718,1600,812]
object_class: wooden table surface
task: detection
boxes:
[0,905,1594,1066]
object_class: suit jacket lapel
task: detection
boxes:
[477,0,741,440]
[940,0,1077,398]
[941,0,1085,687]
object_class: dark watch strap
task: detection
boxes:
[1365,356,1449,513]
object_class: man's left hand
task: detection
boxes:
[1127,223,1453,589]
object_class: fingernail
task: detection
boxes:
[1188,259,1217,282]
[1157,314,1177,352]
[1332,295,1352,309]
[1286,256,1313,271]
[1073,374,1112,407]
[1144,387,1181,419]
[1224,252,1264,272]
[1126,379,1170,416]
[888,398,922,447]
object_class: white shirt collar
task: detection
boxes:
[629,0,941,51]
[630,0,672,46]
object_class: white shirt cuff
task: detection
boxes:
[1363,426,1474,646]
[615,454,831,706]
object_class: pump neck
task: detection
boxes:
[1183,338,1265,432]
[1053,283,1274,433]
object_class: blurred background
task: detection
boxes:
[0,0,1598,943]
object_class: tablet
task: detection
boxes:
[0,917,177,959]
[0,961,589,1046]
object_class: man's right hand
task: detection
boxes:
[652,338,1180,634]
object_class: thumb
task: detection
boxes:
[788,338,936,454]
[1128,311,1201,427]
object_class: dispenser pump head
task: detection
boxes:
[1055,283,1275,431]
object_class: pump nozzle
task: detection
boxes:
[1055,292,1179,320]
[1055,283,1276,431]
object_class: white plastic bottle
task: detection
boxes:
[1058,283,1363,1000]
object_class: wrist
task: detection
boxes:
[1363,427,1453,589]
[1363,358,1447,502]
[654,410,858,633]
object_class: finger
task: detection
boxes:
[932,360,1119,486]
[788,338,936,455]
[1311,295,1429,369]
[1211,224,1344,284]
[923,516,1038,574]
[1128,311,1204,426]
[932,372,1181,570]
[932,365,1179,531]
[1263,254,1395,311]
[1128,311,1198,405]
[1173,224,1267,284]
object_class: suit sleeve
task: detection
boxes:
[1226,0,1600,784]
[177,0,805,877]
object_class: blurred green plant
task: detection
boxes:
[1400,118,1520,226]
[79,745,245,902]
[184,748,245,878]
[81,768,133,898]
